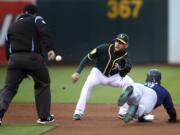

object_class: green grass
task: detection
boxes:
[0,65,180,134]
[0,65,180,104]
[0,124,57,135]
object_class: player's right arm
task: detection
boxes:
[71,55,91,83]
[71,44,105,83]
[71,49,97,83]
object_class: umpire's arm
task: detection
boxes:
[5,32,10,60]
[34,16,54,52]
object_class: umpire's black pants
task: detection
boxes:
[0,52,51,119]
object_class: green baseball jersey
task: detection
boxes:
[76,43,132,77]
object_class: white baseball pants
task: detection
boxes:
[74,67,134,115]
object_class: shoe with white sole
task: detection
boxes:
[117,114,126,119]
[37,114,55,124]
[73,114,81,120]
[138,114,154,122]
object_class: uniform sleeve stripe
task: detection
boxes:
[5,33,8,41]
[32,37,35,52]
[87,54,92,61]
[9,44,12,54]
[35,16,43,23]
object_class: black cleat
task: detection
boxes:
[37,114,55,124]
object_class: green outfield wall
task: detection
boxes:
[37,0,168,64]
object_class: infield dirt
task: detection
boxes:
[4,103,180,135]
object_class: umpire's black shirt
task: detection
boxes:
[5,13,54,57]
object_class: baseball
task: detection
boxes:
[56,55,62,61]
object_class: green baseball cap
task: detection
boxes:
[115,33,129,45]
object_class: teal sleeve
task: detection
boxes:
[76,55,91,74]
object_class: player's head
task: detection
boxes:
[115,33,129,45]
[23,4,38,15]
[114,33,129,51]
[145,69,161,84]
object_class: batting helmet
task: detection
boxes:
[145,69,161,84]
[115,33,129,45]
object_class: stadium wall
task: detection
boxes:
[168,0,180,64]
[0,0,180,64]
[37,0,168,64]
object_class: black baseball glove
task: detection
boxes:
[117,58,132,77]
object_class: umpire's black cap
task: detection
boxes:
[23,4,38,14]
[115,33,129,45]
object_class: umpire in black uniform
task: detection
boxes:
[0,4,55,125]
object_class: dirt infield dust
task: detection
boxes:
[4,103,180,135]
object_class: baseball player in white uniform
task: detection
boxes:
[118,69,177,123]
[71,33,134,120]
